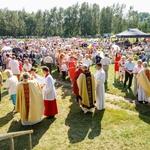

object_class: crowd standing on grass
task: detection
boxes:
[0,36,150,125]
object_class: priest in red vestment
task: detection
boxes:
[73,62,83,104]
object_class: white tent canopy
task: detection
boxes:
[1,46,12,51]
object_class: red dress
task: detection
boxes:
[115,56,121,71]
[73,68,83,95]
[68,61,76,79]
[18,61,23,72]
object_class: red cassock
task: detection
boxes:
[115,56,121,71]
[44,100,58,117]
[73,68,83,95]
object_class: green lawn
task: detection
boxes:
[0,64,150,150]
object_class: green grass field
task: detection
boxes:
[0,64,150,150]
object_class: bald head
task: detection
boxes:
[143,62,148,68]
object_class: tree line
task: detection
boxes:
[0,2,150,37]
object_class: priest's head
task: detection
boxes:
[82,64,88,70]
[22,72,30,80]
[143,62,148,68]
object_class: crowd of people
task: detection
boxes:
[0,36,150,125]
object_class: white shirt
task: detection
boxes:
[100,57,111,66]
[9,59,20,74]
[41,46,47,54]
[91,53,96,59]
[23,63,32,72]
[61,64,68,71]
[82,58,91,67]
[124,61,135,71]
[133,65,143,74]
[121,50,126,55]
[44,56,53,63]
[6,75,18,95]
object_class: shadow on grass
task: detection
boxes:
[135,102,150,124]
[0,112,13,128]
[113,78,135,99]
[65,97,105,143]
[51,66,60,79]
[0,118,56,150]
[55,78,72,99]
[2,79,6,83]
[1,90,8,99]
[104,82,109,91]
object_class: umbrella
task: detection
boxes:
[87,44,92,49]
[1,46,12,51]
[112,45,120,50]
[81,42,89,47]
[92,42,98,47]
[12,47,21,53]
[18,41,24,45]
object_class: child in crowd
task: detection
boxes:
[118,56,126,82]
[61,61,68,81]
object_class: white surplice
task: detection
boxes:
[138,84,150,102]
[43,74,56,100]
[94,68,105,110]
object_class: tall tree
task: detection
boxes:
[139,20,149,32]
[57,7,64,36]
[17,10,26,36]
[111,3,126,34]
[34,10,44,36]
[99,7,106,36]
[5,10,19,36]
[91,3,100,35]
[139,12,150,22]
[49,7,59,36]
[79,2,93,36]
[25,12,36,36]
[0,9,7,36]
[126,6,139,28]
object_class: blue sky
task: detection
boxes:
[0,0,149,13]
